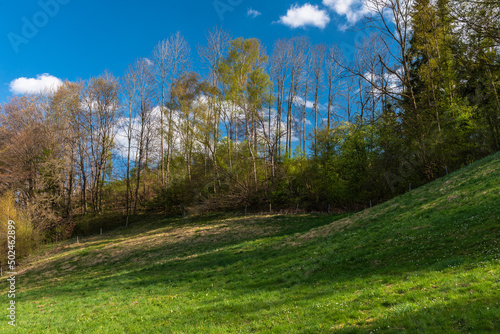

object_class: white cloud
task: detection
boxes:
[361,69,403,97]
[293,96,315,109]
[278,3,330,29]
[9,73,63,95]
[323,0,371,25]
[114,106,164,159]
[247,8,262,18]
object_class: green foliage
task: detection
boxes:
[406,0,499,181]
[218,38,270,110]
[311,122,386,207]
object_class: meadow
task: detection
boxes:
[1,152,499,333]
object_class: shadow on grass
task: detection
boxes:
[339,296,500,333]
[14,213,345,293]
[8,179,500,320]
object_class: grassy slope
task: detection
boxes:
[1,152,499,333]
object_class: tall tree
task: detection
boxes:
[165,32,191,185]
[325,45,342,129]
[310,44,326,156]
[127,59,154,214]
[218,38,271,187]
[82,73,119,213]
[270,39,289,158]
[198,26,231,191]
[284,37,309,158]
[50,81,84,216]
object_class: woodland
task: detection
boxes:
[0,0,498,260]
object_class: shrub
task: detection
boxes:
[0,191,40,265]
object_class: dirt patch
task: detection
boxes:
[76,217,282,265]
[440,178,459,192]
[477,165,498,178]
[17,215,298,275]
[289,217,353,245]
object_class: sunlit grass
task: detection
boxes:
[0,152,499,333]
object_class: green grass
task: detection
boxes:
[1,152,499,333]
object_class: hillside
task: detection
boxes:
[1,152,499,333]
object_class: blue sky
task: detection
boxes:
[0,0,371,102]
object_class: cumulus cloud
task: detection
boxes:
[293,96,315,109]
[362,69,403,97]
[247,8,262,18]
[323,0,371,25]
[9,74,63,95]
[114,106,164,159]
[278,3,330,29]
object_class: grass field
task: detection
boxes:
[1,152,499,333]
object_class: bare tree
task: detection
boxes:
[310,44,326,156]
[324,45,343,129]
[125,59,155,214]
[151,41,168,186]
[299,54,311,154]
[82,72,120,213]
[284,37,309,158]
[0,95,49,208]
[122,65,138,216]
[150,32,191,187]
[270,38,289,158]
[50,81,84,216]
[364,0,417,111]
[165,32,191,185]
[198,26,231,190]
[171,72,203,183]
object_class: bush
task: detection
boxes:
[0,191,40,265]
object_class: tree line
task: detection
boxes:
[0,0,498,249]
